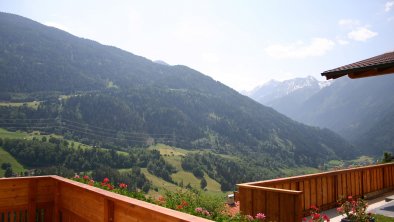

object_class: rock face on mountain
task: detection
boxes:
[0,12,355,171]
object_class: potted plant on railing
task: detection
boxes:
[337,196,375,222]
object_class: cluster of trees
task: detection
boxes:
[147,156,177,183]
[1,138,177,191]
[181,153,281,191]
[1,162,13,177]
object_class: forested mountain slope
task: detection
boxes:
[0,12,355,174]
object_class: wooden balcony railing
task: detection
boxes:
[237,162,394,222]
[0,175,212,222]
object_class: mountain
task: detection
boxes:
[247,76,332,117]
[154,60,170,66]
[0,12,355,176]
[248,74,394,156]
[294,75,394,155]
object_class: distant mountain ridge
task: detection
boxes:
[247,75,394,156]
[246,76,331,103]
[0,12,355,176]
[246,76,332,117]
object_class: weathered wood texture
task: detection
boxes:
[237,163,394,222]
[0,176,212,222]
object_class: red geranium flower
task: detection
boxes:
[119,183,128,189]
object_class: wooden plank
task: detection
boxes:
[327,176,333,204]
[379,168,384,189]
[291,182,297,191]
[283,183,290,190]
[105,199,115,222]
[60,208,89,222]
[28,179,37,222]
[310,179,316,207]
[316,177,322,207]
[322,177,327,205]
[266,192,279,222]
[239,187,253,216]
[304,180,310,209]
[45,207,53,222]
[351,172,356,196]
[385,167,390,188]
[341,173,349,198]
[238,187,247,214]
[299,182,305,211]
[364,170,370,193]
[294,194,303,222]
[346,173,351,196]
[54,180,60,222]
[371,169,376,191]
[252,189,266,216]
[357,171,361,196]
[59,183,105,222]
[279,194,294,222]
[337,174,342,198]
[15,210,20,221]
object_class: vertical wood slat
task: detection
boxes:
[304,180,310,209]
[15,210,20,221]
[28,179,37,222]
[294,193,303,222]
[266,192,279,222]
[342,174,347,198]
[279,194,294,222]
[310,179,316,207]
[321,176,332,205]
[346,173,351,196]
[54,181,60,222]
[252,189,266,216]
[239,187,253,216]
[337,174,342,198]
[104,199,115,222]
[299,182,305,212]
[351,172,356,196]
[316,177,322,206]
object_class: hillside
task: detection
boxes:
[0,12,356,183]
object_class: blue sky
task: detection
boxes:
[1,0,394,91]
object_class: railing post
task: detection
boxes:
[28,179,37,222]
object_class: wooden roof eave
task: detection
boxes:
[322,62,394,80]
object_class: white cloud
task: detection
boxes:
[265,38,335,59]
[337,39,349,45]
[385,1,394,12]
[338,19,360,28]
[347,27,378,41]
